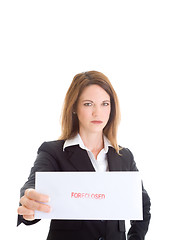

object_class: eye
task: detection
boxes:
[102,102,110,106]
[84,102,92,106]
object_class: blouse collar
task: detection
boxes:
[63,133,112,153]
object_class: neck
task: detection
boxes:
[79,130,104,153]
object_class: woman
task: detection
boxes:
[17,71,151,240]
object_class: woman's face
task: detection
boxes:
[76,84,111,135]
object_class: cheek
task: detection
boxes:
[103,107,111,119]
[77,107,90,120]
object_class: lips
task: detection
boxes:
[91,121,103,124]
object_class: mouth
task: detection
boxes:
[91,120,103,124]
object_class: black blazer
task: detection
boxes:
[17,140,151,240]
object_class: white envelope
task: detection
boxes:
[35,172,143,220]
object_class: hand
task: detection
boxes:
[17,188,51,221]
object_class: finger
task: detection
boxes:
[20,196,51,212]
[23,214,35,221]
[17,206,34,216]
[25,189,50,203]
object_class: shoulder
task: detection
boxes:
[119,147,134,161]
[108,145,134,160]
[119,146,138,171]
[108,146,137,171]
[37,140,65,155]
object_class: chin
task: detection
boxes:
[89,127,104,134]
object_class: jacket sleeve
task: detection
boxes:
[17,143,58,226]
[126,149,151,240]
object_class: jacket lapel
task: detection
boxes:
[65,145,95,171]
[65,145,124,172]
[107,147,124,171]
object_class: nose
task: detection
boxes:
[92,105,100,117]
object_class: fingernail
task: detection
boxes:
[47,206,52,212]
[45,196,51,202]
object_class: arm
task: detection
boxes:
[126,149,151,240]
[127,185,151,240]
[17,148,58,226]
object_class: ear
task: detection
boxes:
[72,102,77,114]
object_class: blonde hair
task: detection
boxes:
[59,71,121,153]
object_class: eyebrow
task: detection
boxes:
[82,100,110,102]
[82,100,94,102]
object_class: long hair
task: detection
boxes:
[59,71,121,153]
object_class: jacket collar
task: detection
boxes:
[65,145,95,171]
[65,144,123,172]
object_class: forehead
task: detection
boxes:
[79,84,110,100]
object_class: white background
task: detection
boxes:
[0,0,175,239]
